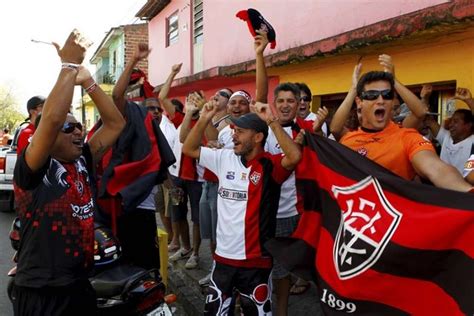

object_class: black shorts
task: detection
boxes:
[12,280,96,316]
[204,262,272,316]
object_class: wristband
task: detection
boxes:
[266,117,279,126]
[62,62,80,71]
[85,82,98,94]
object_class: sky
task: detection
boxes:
[0,0,147,115]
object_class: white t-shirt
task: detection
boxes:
[264,125,298,219]
[218,125,234,149]
[436,127,474,174]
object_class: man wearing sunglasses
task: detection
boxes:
[12,30,125,315]
[340,71,472,192]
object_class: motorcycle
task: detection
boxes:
[7,218,174,316]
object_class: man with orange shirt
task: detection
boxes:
[341,70,471,191]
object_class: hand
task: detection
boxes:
[171,63,183,74]
[453,87,472,101]
[75,66,93,86]
[133,43,151,62]
[420,84,433,101]
[254,30,269,55]
[294,130,306,146]
[313,106,329,132]
[185,94,200,114]
[251,101,277,122]
[378,54,394,76]
[188,91,207,110]
[200,100,218,121]
[352,63,362,88]
[52,29,88,64]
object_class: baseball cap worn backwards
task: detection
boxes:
[27,96,46,111]
[229,113,268,138]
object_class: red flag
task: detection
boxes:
[266,133,474,315]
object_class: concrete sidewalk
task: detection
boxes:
[157,216,323,316]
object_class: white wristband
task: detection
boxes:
[61,62,80,70]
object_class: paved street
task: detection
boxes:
[0,211,16,316]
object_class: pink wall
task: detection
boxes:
[148,0,192,86]
[148,0,448,85]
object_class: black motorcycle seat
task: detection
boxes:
[91,264,149,297]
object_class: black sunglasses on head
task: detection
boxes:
[300,96,312,102]
[218,91,231,99]
[147,106,163,112]
[62,122,83,134]
[361,89,394,101]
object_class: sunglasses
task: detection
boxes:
[62,122,83,134]
[300,96,312,102]
[360,89,394,101]
[218,91,231,99]
[147,106,163,112]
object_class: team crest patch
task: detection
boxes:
[357,147,368,156]
[241,173,247,180]
[249,171,261,185]
[331,176,402,280]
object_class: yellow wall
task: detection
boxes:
[268,27,474,112]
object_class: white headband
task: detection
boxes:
[229,91,252,104]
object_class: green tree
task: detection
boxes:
[0,87,25,130]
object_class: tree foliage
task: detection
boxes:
[0,87,25,131]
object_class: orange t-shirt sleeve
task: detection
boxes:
[403,129,435,161]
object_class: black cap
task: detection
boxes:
[229,113,268,138]
[27,96,46,111]
[236,8,277,49]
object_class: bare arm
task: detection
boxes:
[182,100,218,159]
[453,87,474,114]
[424,114,440,138]
[466,170,474,185]
[112,43,151,115]
[26,30,85,171]
[253,102,301,170]
[158,63,182,117]
[78,68,125,162]
[330,63,361,140]
[179,93,201,143]
[412,150,472,192]
[255,30,269,103]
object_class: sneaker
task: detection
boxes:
[199,272,212,287]
[184,254,199,269]
[169,248,192,262]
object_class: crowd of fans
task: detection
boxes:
[9,28,473,316]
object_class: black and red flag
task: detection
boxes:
[266,133,474,315]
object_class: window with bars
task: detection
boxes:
[193,0,203,44]
[167,11,179,47]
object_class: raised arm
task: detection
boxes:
[77,67,125,161]
[179,93,201,143]
[25,30,85,171]
[379,54,428,128]
[255,30,269,103]
[453,87,474,114]
[158,63,182,118]
[412,150,472,192]
[182,100,218,159]
[330,63,361,140]
[112,43,151,114]
[253,102,301,171]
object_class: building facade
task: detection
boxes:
[136,0,474,121]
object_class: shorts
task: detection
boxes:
[199,181,218,241]
[154,184,171,217]
[204,261,272,316]
[272,215,300,279]
[170,176,203,224]
[12,280,97,316]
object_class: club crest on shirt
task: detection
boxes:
[357,147,368,157]
[241,173,247,180]
[332,176,402,280]
[226,171,235,180]
[249,171,261,185]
